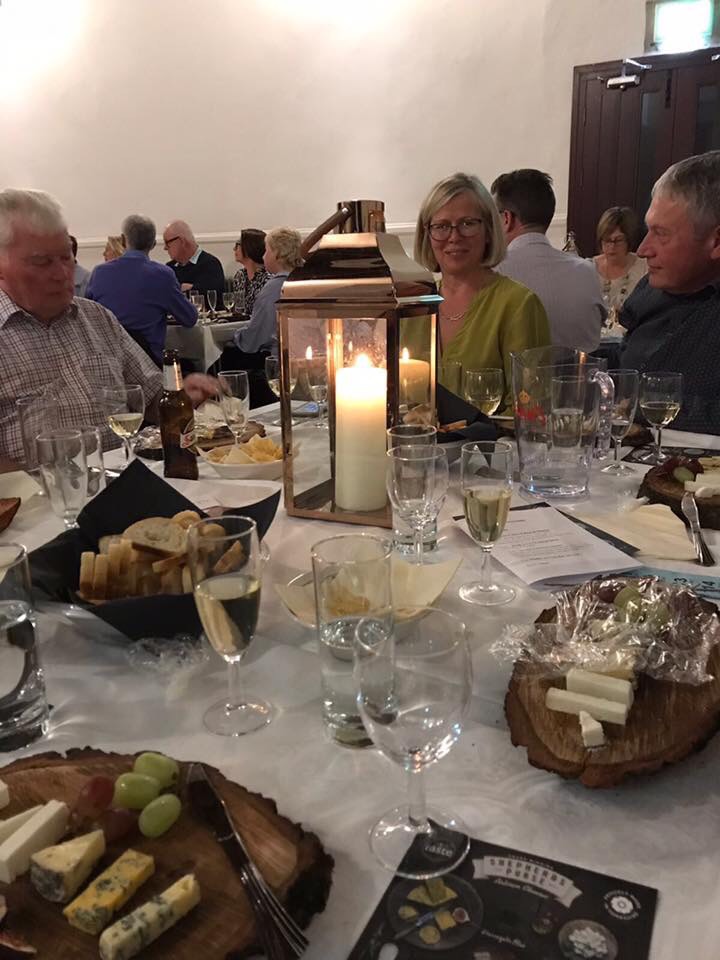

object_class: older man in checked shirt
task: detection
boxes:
[0,189,217,463]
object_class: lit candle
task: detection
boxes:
[305,346,313,360]
[335,353,387,512]
[399,347,430,407]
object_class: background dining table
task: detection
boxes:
[165,316,249,372]
[3,415,720,960]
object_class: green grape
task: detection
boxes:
[613,586,642,610]
[138,794,182,838]
[113,773,161,810]
[133,752,179,789]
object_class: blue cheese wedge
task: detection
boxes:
[0,779,8,811]
[98,873,201,960]
[0,805,42,845]
[0,799,69,883]
[63,848,155,935]
[30,829,106,903]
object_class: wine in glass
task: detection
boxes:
[188,515,272,736]
[460,440,515,605]
[602,369,639,475]
[463,368,504,416]
[306,353,328,429]
[206,289,217,319]
[102,384,145,464]
[386,445,448,565]
[639,371,683,464]
[191,292,205,319]
[354,607,472,878]
[265,356,298,425]
[36,429,88,529]
[222,292,235,314]
[217,371,250,444]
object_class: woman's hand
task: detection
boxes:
[183,373,220,407]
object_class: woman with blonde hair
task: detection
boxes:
[103,235,125,261]
[415,172,549,410]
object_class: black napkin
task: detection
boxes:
[436,383,499,442]
[30,459,280,641]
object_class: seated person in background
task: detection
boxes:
[221,227,303,406]
[232,229,269,315]
[620,151,720,434]
[0,189,216,461]
[415,172,549,412]
[163,219,225,310]
[593,206,647,312]
[491,168,604,352]
[86,214,197,365]
[103,234,125,261]
[70,235,90,297]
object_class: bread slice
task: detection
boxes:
[123,518,187,558]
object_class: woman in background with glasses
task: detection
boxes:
[593,206,647,311]
[414,172,549,412]
[231,229,270,316]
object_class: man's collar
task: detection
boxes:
[122,249,150,260]
[188,245,202,265]
[0,288,77,329]
[507,232,550,251]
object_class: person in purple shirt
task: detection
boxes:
[86,214,197,365]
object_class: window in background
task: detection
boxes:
[646,0,718,52]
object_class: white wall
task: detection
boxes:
[0,0,647,271]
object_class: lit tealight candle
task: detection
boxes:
[305,346,313,361]
[335,354,387,512]
[399,347,430,407]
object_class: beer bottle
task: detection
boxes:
[159,349,198,480]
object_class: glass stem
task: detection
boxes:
[227,658,242,711]
[656,426,663,461]
[480,545,493,590]
[123,439,131,464]
[414,524,424,565]
[406,768,430,832]
[614,438,621,464]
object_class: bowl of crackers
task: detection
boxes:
[198,434,286,480]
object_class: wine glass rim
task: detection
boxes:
[0,542,28,570]
[36,427,83,442]
[460,438,513,453]
[187,513,257,544]
[310,531,393,563]
[640,371,683,380]
[387,444,447,461]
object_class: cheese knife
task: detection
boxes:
[681,492,715,566]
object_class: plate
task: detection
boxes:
[558,918,618,960]
[197,446,284,480]
[386,874,483,951]
[0,748,332,959]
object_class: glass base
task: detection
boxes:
[460,581,515,606]
[203,698,273,736]
[636,447,667,464]
[370,805,470,879]
[601,461,635,476]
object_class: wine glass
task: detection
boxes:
[265,356,298,426]
[188,515,272,736]
[459,440,515,606]
[222,292,235,314]
[217,371,250,444]
[191,292,205,319]
[306,354,328,429]
[36,429,88,529]
[386,445,448,566]
[354,607,472,878]
[463,368,504,416]
[101,384,145,464]
[601,369,639,475]
[206,289,217,319]
[639,371,683,464]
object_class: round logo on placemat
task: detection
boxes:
[604,890,641,921]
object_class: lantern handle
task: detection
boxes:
[300,205,352,259]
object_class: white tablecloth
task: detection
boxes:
[4,423,720,960]
[165,320,248,371]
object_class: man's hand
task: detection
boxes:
[184,373,220,407]
[180,282,194,292]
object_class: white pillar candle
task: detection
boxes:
[399,348,430,407]
[335,354,388,511]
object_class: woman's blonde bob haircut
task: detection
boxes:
[265,227,303,270]
[414,172,506,272]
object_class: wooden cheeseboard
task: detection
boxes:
[505,593,720,788]
[639,459,720,530]
[0,749,333,958]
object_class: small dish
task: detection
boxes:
[197,445,284,480]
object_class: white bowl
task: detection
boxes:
[198,446,284,480]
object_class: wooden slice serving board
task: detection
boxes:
[639,465,720,530]
[0,749,333,959]
[505,601,720,788]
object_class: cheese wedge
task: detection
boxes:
[0,800,69,883]
[546,687,628,725]
[579,711,605,748]
[98,873,201,960]
[0,805,42,845]
[30,829,106,903]
[63,849,154,934]
[0,779,8,811]
[566,668,634,708]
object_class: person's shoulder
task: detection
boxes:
[74,296,121,329]
[143,258,176,278]
[491,273,543,307]
[199,249,223,266]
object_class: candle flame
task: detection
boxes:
[305,346,313,360]
[354,353,373,369]
[401,347,410,361]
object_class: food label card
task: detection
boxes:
[348,833,657,959]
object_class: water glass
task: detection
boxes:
[16,393,56,484]
[0,544,49,750]
[206,289,217,317]
[551,376,586,449]
[354,607,471,878]
[218,370,250,443]
[386,445,448,565]
[78,425,106,497]
[601,369,639,476]
[440,359,462,396]
[386,425,438,556]
[311,534,393,748]
[306,354,328,429]
[36,429,88,529]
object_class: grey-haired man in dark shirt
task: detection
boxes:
[620,151,720,434]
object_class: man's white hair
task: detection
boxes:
[653,150,720,236]
[0,188,67,249]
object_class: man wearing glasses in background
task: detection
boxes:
[163,219,226,311]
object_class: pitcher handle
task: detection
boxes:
[591,369,614,432]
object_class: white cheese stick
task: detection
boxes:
[0,800,69,883]
[566,668,634,708]
[546,687,628,725]
[0,805,42,844]
[579,711,605,748]
[0,779,8,810]
[685,479,720,494]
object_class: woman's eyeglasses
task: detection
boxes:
[428,218,484,241]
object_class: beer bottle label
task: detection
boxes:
[180,421,196,449]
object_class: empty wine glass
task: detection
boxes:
[602,369,639,476]
[101,384,145,464]
[191,292,205,319]
[354,607,472,878]
[463,368,504,416]
[206,289,217,318]
[77,425,106,498]
[459,440,515,606]
[639,371,683,464]
[217,371,250,444]
[386,445,448,565]
[188,515,272,736]
[222,292,235,314]
[36,429,88,529]
[306,354,328,429]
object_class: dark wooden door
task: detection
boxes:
[672,57,720,157]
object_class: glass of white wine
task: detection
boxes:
[602,369,639,475]
[101,384,145,464]
[463,368,504,416]
[217,371,250,444]
[188,515,272,737]
[459,440,515,606]
[639,371,683,464]
[222,291,235,314]
[265,356,298,426]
